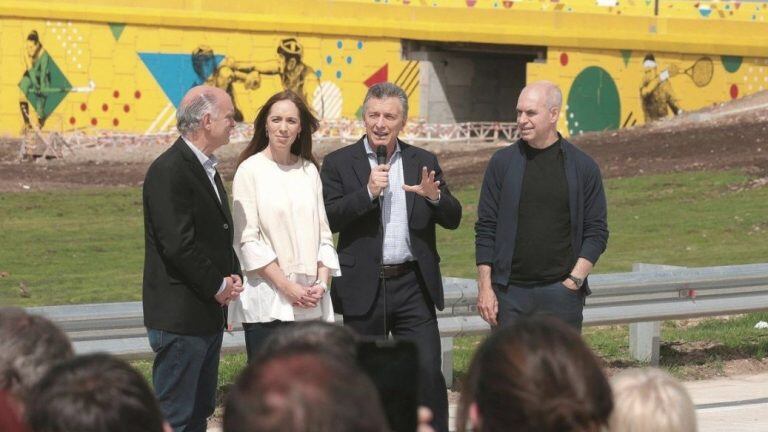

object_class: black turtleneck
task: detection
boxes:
[508,138,573,285]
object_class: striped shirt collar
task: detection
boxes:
[182,136,219,171]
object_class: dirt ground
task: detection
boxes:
[2,92,767,377]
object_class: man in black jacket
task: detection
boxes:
[475,81,608,331]
[321,82,461,432]
[142,85,243,432]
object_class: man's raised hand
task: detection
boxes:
[403,166,440,201]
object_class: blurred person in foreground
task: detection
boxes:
[26,353,171,432]
[0,307,73,416]
[609,368,697,432]
[224,346,388,432]
[256,320,358,364]
[142,85,244,432]
[248,321,437,432]
[228,90,340,361]
[475,81,608,331]
[456,316,613,432]
[0,390,29,432]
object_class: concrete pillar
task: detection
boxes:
[630,321,661,365]
[441,336,454,388]
[628,263,686,365]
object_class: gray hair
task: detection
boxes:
[177,90,219,136]
[363,82,409,119]
[0,307,74,401]
[546,85,563,111]
[533,80,563,110]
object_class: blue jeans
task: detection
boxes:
[493,281,585,331]
[147,328,223,432]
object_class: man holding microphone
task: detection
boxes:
[321,82,462,432]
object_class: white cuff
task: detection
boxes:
[216,278,226,295]
[239,241,278,272]
[427,190,441,205]
[318,243,342,277]
[659,69,670,82]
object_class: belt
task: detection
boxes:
[379,261,416,279]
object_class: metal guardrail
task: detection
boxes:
[25,263,768,384]
[440,262,768,325]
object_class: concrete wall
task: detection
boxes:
[418,51,528,123]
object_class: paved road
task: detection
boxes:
[686,372,768,432]
[208,372,768,431]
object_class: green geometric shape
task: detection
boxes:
[621,50,632,67]
[721,55,743,73]
[566,66,621,134]
[18,51,71,121]
[109,23,126,41]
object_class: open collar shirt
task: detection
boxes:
[364,136,414,265]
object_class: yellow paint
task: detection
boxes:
[2,0,767,137]
[2,0,767,56]
[1,17,418,136]
[529,47,767,134]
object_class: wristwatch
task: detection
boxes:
[567,274,584,289]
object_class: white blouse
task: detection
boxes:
[227,152,340,324]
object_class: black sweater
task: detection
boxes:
[508,140,573,285]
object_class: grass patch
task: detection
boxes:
[599,171,768,271]
[132,352,248,390]
[0,188,144,306]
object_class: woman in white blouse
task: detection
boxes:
[229,90,340,361]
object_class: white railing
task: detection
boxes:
[19,120,518,158]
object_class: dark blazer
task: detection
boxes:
[320,137,462,316]
[142,138,240,335]
[474,137,608,294]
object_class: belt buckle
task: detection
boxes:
[380,262,410,279]
[380,264,396,279]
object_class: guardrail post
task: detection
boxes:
[628,263,684,366]
[441,336,454,388]
[629,321,661,365]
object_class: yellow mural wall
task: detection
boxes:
[3,0,768,137]
[1,17,418,136]
[528,47,768,135]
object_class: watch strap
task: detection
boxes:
[567,274,584,288]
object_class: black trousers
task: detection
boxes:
[494,281,585,331]
[242,320,293,362]
[343,267,449,432]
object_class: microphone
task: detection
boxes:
[375,145,387,204]
[376,145,387,166]
[373,146,388,339]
